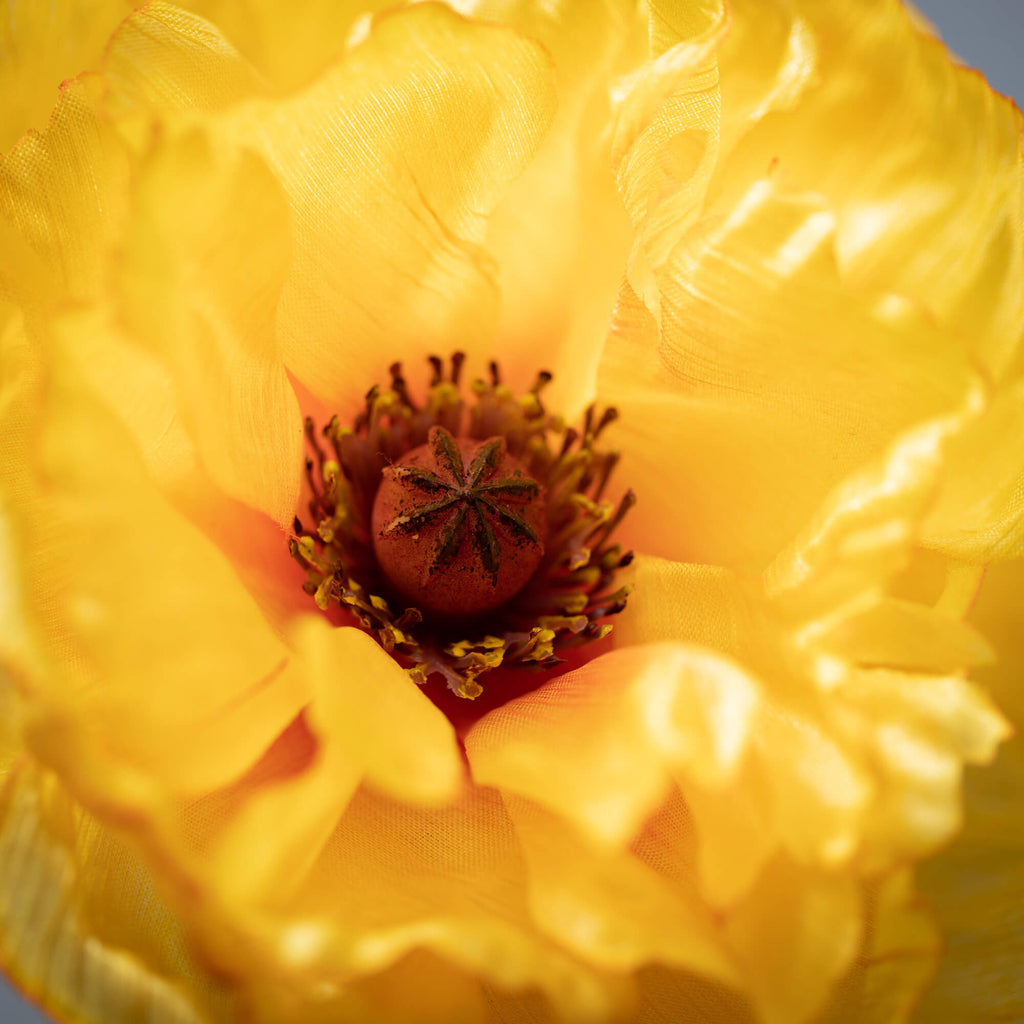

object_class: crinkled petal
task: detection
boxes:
[715,0,1024,379]
[922,380,1024,560]
[600,185,977,569]
[466,643,760,848]
[504,796,736,983]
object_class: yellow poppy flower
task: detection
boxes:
[1,2,1022,1023]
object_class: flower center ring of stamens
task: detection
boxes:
[290,354,635,699]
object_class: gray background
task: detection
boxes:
[1,0,1022,1021]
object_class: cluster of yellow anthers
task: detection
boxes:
[291,354,633,698]
[0,2,1022,1024]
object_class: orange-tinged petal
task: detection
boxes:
[13,329,303,797]
[117,127,302,527]
[615,555,749,656]
[447,0,644,408]
[466,642,760,848]
[294,618,463,808]
[0,0,133,152]
[505,796,736,984]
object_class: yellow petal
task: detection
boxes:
[0,761,234,1024]
[466,642,760,848]
[117,127,301,527]
[214,4,557,406]
[178,0,385,93]
[614,554,750,656]
[505,796,736,983]
[914,561,1024,1024]
[104,1,268,119]
[819,871,939,1024]
[0,75,131,304]
[15,329,303,797]
[599,184,976,571]
[294,618,462,808]
[726,855,862,1024]
[922,380,1024,561]
[0,0,132,152]
[450,0,644,408]
[716,0,1024,379]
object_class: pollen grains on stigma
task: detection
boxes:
[290,354,635,700]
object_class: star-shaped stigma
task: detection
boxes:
[379,426,543,585]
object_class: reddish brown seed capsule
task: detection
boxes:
[371,426,546,618]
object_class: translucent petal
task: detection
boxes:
[599,187,976,570]
[466,643,760,848]
[504,796,736,982]
[116,128,301,526]
[0,0,132,152]
[614,554,750,656]
[0,762,234,1024]
[726,855,861,1024]
[0,75,131,304]
[211,4,557,406]
[14,334,303,797]
[447,0,646,408]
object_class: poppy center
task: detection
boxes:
[371,427,546,617]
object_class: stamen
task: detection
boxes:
[290,355,634,698]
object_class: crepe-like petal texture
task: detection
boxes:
[0,0,1022,1022]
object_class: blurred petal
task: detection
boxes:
[0,0,132,152]
[117,128,302,526]
[0,761,235,1024]
[12,330,304,797]
[466,643,760,848]
[819,871,939,1024]
[178,0,387,92]
[505,796,736,983]
[913,561,1024,1024]
[0,75,130,304]
[726,855,861,1024]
